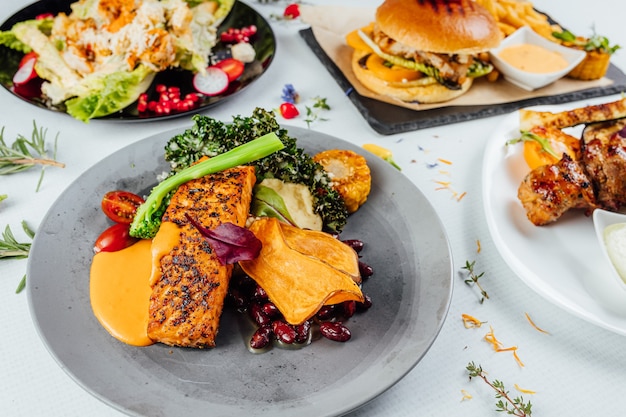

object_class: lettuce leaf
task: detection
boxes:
[65,65,155,122]
[1,17,53,53]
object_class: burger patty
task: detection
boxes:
[372,26,471,87]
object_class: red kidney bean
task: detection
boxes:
[294,320,311,344]
[342,300,357,319]
[357,294,373,312]
[342,239,364,253]
[253,284,268,301]
[272,320,297,344]
[316,305,336,321]
[249,303,271,326]
[250,325,273,349]
[319,321,351,342]
[359,261,374,278]
[228,287,248,312]
[262,302,280,318]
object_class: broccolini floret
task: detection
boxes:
[164,108,349,233]
[129,132,284,239]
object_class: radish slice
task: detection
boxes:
[13,55,37,86]
[193,67,229,96]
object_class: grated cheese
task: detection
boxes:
[483,326,525,367]
[461,313,485,328]
[525,312,550,334]
[514,384,536,395]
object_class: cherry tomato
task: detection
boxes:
[284,3,300,19]
[94,223,138,253]
[279,102,299,119]
[101,191,144,224]
[213,58,245,82]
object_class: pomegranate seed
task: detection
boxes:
[185,93,199,102]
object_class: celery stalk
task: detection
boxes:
[129,132,284,239]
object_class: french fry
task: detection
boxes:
[474,0,560,41]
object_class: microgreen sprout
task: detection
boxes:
[305,96,330,128]
[507,131,559,160]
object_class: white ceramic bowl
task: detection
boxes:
[489,26,585,91]
[591,209,626,313]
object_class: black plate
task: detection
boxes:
[300,26,626,135]
[0,0,275,121]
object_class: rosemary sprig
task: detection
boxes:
[467,362,533,416]
[0,121,65,191]
[305,96,330,128]
[1,221,35,294]
[462,260,489,303]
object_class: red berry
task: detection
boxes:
[284,4,300,19]
[279,102,299,119]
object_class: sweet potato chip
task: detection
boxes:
[278,221,361,284]
[239,218,364,325]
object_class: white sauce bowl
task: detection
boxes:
[489,26,586,91]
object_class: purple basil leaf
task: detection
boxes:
[185,213,262,265]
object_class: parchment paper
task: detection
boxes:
[299,5,612,111]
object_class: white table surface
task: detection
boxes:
[2,1,625,416]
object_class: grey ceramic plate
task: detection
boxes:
[27,126,453,417]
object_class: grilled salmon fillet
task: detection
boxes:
[147,165,256,348]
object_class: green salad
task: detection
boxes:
[0,0,234,121]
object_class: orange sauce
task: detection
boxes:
[498,44,569,73]
[89,221,181,346]
[90,239,154,346]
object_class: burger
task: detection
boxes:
[346,0,502,103]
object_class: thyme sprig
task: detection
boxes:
[467,362,533,416]
[0,121,64,191]
[1,221,35,294]
[462,260,489,303]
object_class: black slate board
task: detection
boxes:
[299,27,626,135]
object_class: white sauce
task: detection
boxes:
[603,223,626,284]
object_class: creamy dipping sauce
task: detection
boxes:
[603,223,626,284]
[498,44,569,73]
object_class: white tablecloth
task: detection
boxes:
[2,1,625,415]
